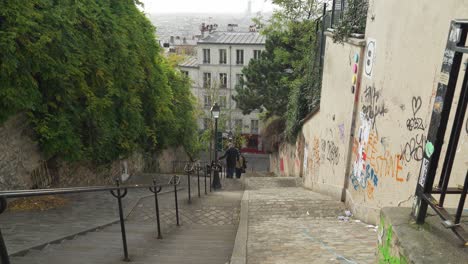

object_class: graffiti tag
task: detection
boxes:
[406,97,425,131]
[361,86,388,130]
[401,134,426,163]
[321,140,340,166]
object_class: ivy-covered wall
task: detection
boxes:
[0,0,197,166]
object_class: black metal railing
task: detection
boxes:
[413,20,468,246]
[172,160,209,174]
[181,160,226,203]
[0,175,183,263]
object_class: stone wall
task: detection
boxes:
[0,113,188,189]
[0,114,43,190]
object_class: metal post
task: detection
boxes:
[0,229,9,264]
[110,180,130,262]
[174,180,180,226]
[319,3,327,70]
[187,167,191,203]
[340,0,344,20]
[204,165,208,195]
[437,66,468,207]
[331,0,336,28]
[212,118,222,189]
[0,197,9,264]
[455,171,468,224]
[197,166,201,197]
[151,179,162,239]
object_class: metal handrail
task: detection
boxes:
[0,176,184,263]
[0,184,167,198]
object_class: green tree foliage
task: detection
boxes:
[0,0,198,163]
[233,0,321,141]
[332,0,369,43]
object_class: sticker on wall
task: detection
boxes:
[433,96,444,113]
[419,158,430,187]
[364,38,377,79]
[354,53,359,63]
[425,142,434,158]
[353,64,358,73]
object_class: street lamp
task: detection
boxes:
[211,102,222,189]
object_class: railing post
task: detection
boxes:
[204,165,208,195]
[455,171,468,224]
[187,167,191,203]
[150,179,163,239]
[209,165,212,192]
[110,180,130,262]
[0,197,10,264]
[197,165,201,198]
[0,228,9,264]
[173,178,180,226]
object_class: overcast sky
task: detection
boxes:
[139,0,276,14]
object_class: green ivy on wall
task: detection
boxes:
[0,0,198,164]
[378,218,408,264]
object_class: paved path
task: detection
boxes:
[237,173,377,264]
[10,174,243,263]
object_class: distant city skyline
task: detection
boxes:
[139,0,276,14]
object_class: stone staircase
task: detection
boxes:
[10,222,236,264]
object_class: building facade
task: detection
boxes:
[179,31,265,152]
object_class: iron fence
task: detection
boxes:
[412,19,468,246]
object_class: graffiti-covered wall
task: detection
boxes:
[272,0,468,224]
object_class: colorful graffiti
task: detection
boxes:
[351,112,406,198]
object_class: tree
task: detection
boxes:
[233,0,322,140]
[0,0,198,164]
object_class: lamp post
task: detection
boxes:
[211,102,222,189]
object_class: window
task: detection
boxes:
[203,48,210,63]
[181,70,189,77]
[251,120,259,134]
[204,95,212,108]
[219,73,227,88]
[235,74,243,88]
[219,49,227,64]
[219,96,227,108]
[203,72,211,88]
[235,119,243,130]
[253,50,261,60]
[236,49,244,65]
[203,118,211,130]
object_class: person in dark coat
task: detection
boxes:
[218,143,239,178]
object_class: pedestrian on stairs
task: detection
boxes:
[218,143,239,179]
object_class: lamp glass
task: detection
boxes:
[211,103,220,119]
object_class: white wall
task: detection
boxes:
[181,42,265,136]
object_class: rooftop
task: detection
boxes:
[179,56,198,68]
[198,31,265,45]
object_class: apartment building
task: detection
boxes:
[179,30,265,151]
